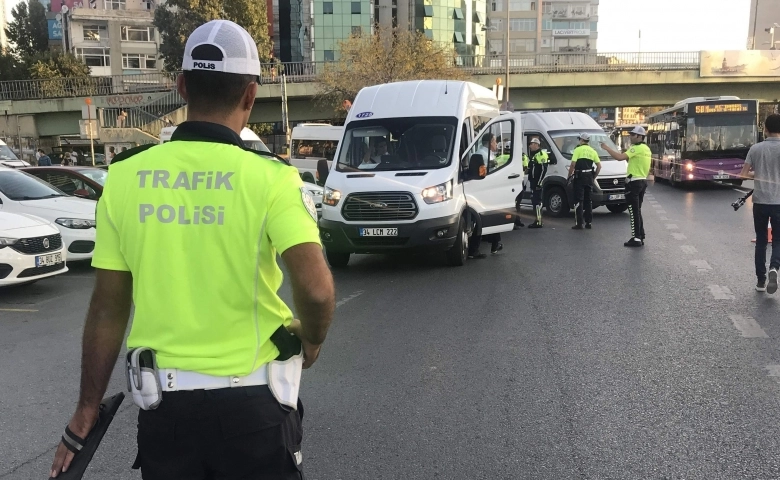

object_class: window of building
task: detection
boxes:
[323,2,333,14]
[423,4,434,16]
[488,39,503,53]
[591,4,598,15]
[351,2,361,14]
[324,50,335,61]
[122,53,157,70]
[552,21,570,29]
[570,21,586,29]
[82,24,107,42]
[424,29,433,39]
[509,0,533,10]
[453,8,464,19]
[542,1,552,13]
[453,31,465,43]
[541,37,551,47]
[571,4,587,16]
[590,22,597,32]
[491,0,502,11]
[475,11,485,23]
[104,0,125,9]
[509,18,536,31]
[352,26,362,35]
[121,26,155,42]
[491,18,503,31]
[75,47,110,67]
[542,19,552,30]
[510,38,535,52]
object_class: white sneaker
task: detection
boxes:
[757,280,767,292]
[768,269,778,294]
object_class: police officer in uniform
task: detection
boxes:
[568,133,601,230]
[526,137,549,229]
[50,20,336,479]
[601,125,651,247]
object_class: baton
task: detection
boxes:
[49,392,125,480]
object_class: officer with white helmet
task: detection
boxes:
[568,132,601,230]
[601,125,652,247]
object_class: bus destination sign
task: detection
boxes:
[693,103,751,114]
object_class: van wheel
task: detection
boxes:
[544,187,569,217]
[446,217,468,267]
[606,204,628,214]
[325,249,350,268]
[301,172,315,184]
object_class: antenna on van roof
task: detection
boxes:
[445,80,448,94]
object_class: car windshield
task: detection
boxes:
[292,139,338,161]
[0,145,19,160]
[76,168,108,185]
[337,117,457,172]
[685,116,756,152]
[550,131,621,160]
[0,169,66,200]
[244,140,271,153]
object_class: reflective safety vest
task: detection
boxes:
[626,142,652,178]
[93,121,321,376]
[571,144,601,172]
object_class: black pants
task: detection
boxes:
[573,173,594,225]
[529,178,543,208]
[753,203,780,281]
[626,180,647,239]
[134,386,305,480]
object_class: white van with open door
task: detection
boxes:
[159,126,271,153]
[318,80,524,268]
[289,123,344,184]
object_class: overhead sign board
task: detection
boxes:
[552,29,590,37]
[700,50,780,77]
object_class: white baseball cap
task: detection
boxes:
[630,126,647,136]
[182,20,261,77]
[530,138,541,145]
[578,132,591,141]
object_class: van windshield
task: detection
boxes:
[336,117,457,172]
[550,131,620,160]
[0,145,19,160]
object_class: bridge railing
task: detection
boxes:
[0,52,701,102]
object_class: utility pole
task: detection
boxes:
[86,98,95,166]
[281,74,290,156]
[505,0,510,103]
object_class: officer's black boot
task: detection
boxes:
[528,205,543,228]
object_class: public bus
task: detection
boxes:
[611,124,648,152]
[647,96,758,186]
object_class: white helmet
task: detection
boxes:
[630,126,647,136]
[577,132,591,142]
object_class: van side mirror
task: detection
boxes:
[316,159,329,186]
[468,154,486,180]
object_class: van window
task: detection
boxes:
[336,116,458,172]
[291,139,338,161]
[549,131,620,160]
[525,133,556,164]
[0,144,19,160]
[471,119,514,174]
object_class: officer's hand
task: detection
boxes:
[599,142,606,149]
[286,319,322,369]
[50,408,98,478]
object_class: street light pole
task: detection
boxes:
[505,0,510,103]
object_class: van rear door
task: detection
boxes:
[463,117,524,235]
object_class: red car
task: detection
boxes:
[20,166,107,201]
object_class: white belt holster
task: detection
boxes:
[126,347,163,411]
[267,350,304,410]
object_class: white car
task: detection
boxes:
[0,167,96,261]
[0,212,68,286]
[304,181,323,218]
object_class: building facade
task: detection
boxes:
[273,0,313,62]
[312,0,487,62]
[747,0,780,49]
[57,0,163,76]
[486,0,598,57]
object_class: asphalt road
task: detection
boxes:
[2,179,779,480]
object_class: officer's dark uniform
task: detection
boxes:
[526,146,549,228]
[570,142,601,229]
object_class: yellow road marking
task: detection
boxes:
[0,308,39,312]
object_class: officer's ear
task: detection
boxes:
[176,74,189,103]
[242,82,257,112]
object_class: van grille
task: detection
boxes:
[341,192,418,221]
[597,177,626,191]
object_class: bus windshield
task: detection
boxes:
[337,117,457,172]
[685,116,756,151]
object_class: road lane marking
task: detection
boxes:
[336,290,365,308]
[690,260,712,272]
[656,210,667,214]
[680,245,698,254]
[671,233,687,240]
[765,366,780,382]
[0,308,38,312]
[708,285,735,300]
[651,204,662,208]
[666,224,679,230]
[729,315,769,338]
[659,216,669,220]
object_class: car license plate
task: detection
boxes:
[35,252,62,267]
[713,174,730,180]
[359,228,398,237]
[608,194,625,200]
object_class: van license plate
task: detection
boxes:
[713,174,730,180]
[360,228,398,237]
[608,194,625,200]
[35,253,62,267]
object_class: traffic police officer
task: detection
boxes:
[526,137,549,229]
[568,133,602,230]
[514,151,530,229]
[50,20,336,480]
[601,125,651,247]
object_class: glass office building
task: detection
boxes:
[312,0,373,61]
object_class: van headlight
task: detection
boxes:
[323,187,342,206]
[421,180,453,204]
[55,218,96,229]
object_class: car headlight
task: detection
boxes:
[0,237,19,249]
[55,218,96,229]
[421,180,453,204]
[323,187,342,206]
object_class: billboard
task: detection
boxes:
[700,50,780,77]
[48,17,63,40]
[51,0,90,13]
[552,29,590,37]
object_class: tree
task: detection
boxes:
[27,51,96,97]
[248,123,275,136]
[5,0,48,59]
[0,51,26,81]
[154,0,272,73]
[316,26,467,113]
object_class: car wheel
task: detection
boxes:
[325,249,350,268]
[544,186,569,218]
[446,217,468,267]
[606,204,629,214]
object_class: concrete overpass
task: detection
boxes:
[1,51,778,142]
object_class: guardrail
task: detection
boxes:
[0,52,701,102]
